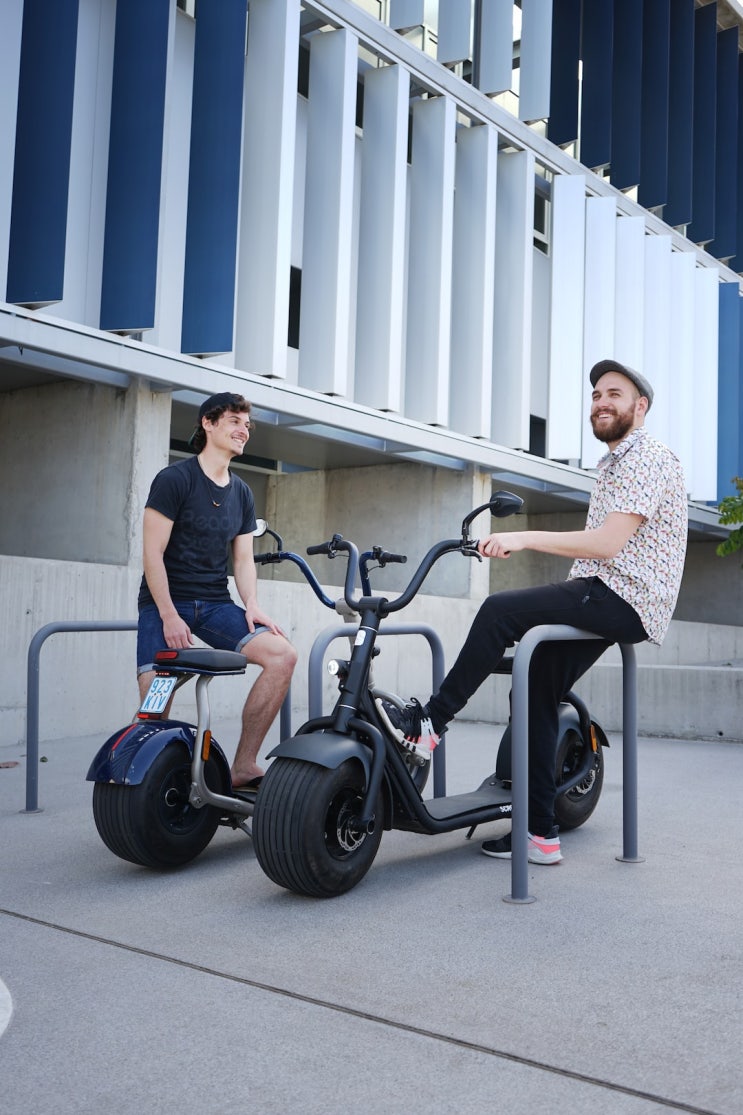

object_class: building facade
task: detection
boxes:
[2,0,743,743]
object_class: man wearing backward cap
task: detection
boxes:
[136,392,297,791]
[382,360,688,865]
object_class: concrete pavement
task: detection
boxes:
[1,717,741,1115]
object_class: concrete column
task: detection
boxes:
[0,378,170,565]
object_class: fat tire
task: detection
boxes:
[92,739,224,868]
[495,723,605,831]
[553,726,604,830]
[253,757,383,897]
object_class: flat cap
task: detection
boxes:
[589,359,653,410]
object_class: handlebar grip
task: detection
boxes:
[306,542,332,556]
[254,552,279,565]
[379,551,407,565]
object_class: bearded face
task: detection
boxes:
[590,400,638,444]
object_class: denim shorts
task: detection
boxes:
[137,601,269,674]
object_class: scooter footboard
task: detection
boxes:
[86,720,231,788]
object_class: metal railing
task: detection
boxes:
[306,622,447,796]
[24,621,292,813]
[506,625,641,905]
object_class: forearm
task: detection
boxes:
[509,528,620,560]
[481,512,643,562]
[143,553,179,618]
[233,559,258,609]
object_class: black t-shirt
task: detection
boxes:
[138,455,257,608]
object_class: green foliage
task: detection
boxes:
[716,477,743,560]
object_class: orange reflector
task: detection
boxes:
[201,730,212,762]
[590,724,598,752]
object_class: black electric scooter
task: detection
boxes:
[86,523,427,869]
[251,491,609,898]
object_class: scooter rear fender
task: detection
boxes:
[86,720,231,787]
[267,731,371,781]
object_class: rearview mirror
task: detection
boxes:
[252,519,268,538]
[461,489,523,537]
[488,490,524,519]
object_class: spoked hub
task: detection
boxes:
[326,790,371,856]
[559,735,598,796]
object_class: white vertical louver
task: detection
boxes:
[298,27,357,395]
[235,0,300,379]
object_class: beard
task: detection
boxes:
[590,406,636,444]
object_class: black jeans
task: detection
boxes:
[428,577,648,835]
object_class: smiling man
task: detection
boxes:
[136,392,297,790]
[382,360,688,865]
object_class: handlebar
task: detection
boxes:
[253,488,523,618]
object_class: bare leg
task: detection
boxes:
[230,632,297,786]
[138,670,155,703]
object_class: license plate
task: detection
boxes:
[139,675,178,715]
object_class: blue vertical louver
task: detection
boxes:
[610,0,643,190]
[710,27,738,263]
[99,0,170,332]
[664,0,695,228]
[6,0,79,306]
[733,57,743,275]
[181,0,246,356]
[686,2,717,246]
[637,0,671,210]
[579,0,614,171]
[718,283,742,501]
[546,0,581,147]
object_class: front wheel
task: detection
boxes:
[92,739,225,868]
[252,757,384,897]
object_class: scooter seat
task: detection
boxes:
[153,649,247,675]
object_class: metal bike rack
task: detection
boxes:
[307,623,448,797]
[24,621,292,814]
[506,625,641,905]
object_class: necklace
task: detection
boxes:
[197,457,229,507]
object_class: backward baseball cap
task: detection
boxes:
[198,391,248,420]
[589,359,654,411]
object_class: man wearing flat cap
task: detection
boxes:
[382,360,687,865]
[136,392,296,790]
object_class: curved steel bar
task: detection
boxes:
[25,621,292,814]
[306,623,447,796]
[506,626,638,905]
[25,622,137,813]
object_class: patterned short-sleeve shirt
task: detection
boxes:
[569,428,688,644]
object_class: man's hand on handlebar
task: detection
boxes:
[479,532,522,560]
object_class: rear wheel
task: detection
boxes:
[553,726,604,830]
[495,721,605,831]
[92,740,226,868]
[253,757,383,897]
